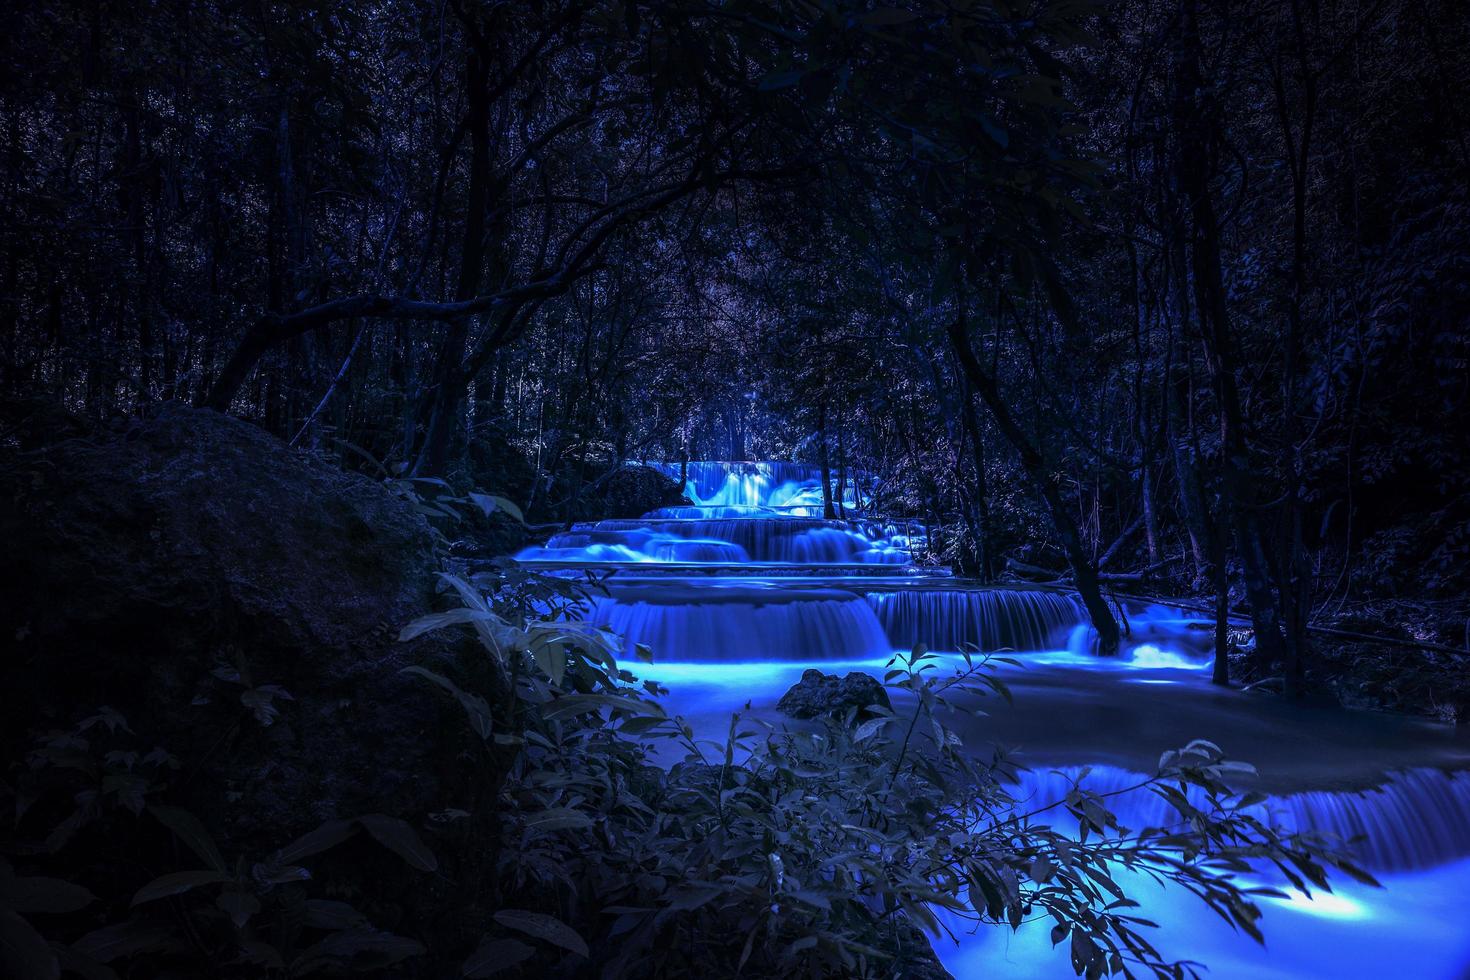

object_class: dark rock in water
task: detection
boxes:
[777,668,892,720]
[0,404,449,847]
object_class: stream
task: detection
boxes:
[516,461,1470,978]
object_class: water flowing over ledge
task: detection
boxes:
[526,458,1470,978]
[1008,765,1470,872]
[584,585,893,662]
[521,517,911,564]
[869,588,1089,653]
[584,583,1105,659]
[644,460,873,514]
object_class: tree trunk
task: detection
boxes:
[958,375,997,581]
[415,50,492,478]
[835,424,848,519]
[947,315,1121,655]
[817,401,836,520]
[1170,0,1287,675]
[1167,359,1214,589]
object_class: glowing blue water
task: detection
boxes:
[935,852,1470,979]
[931,764,1470,977]
[645,460,871,515]
[543,459,1470,977]
[516,459,918,565]
[520,517,911,564]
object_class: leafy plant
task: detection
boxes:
[5,704,440,978]
[119,807,435,976]
[402,573,1371,979]
[0,858,96,980]
[17,707,178,853]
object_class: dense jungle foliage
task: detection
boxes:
[1,527,1376,978]
[3,0,1468,975]
[4,0,1468,679]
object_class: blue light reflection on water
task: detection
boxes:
[629,648,1470,979]
[523,459,1470,977]
[932,857,1470,979]
[631,645,1209,714]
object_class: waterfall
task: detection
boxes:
[583,585,892,662]
[645,460,871,512]
[1006,766,1470,872]
[522,517,909,564]
[519,455,1470,979]
[867,588,1089,652]
[645,505,774,519]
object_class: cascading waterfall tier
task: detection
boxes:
[529,455,1470,976]
[516,460,923,565]
[520,517,910,565]
[1007,766,1470,872]
[866,588,1089,652]
[585,584,891,662]
[645,460,870,513]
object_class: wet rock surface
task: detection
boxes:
[777,668,892,720]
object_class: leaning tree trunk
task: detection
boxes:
[947,316,1121,655]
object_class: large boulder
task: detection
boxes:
[0,404,447,845]
[777,669,892,720]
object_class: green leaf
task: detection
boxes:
[358,815,437,872]
[0,909,58,980]
[662,883,726,911]
[149,805,226,873]
[304,900,369,931]
[438,574,490,613]
[299,929,425,966]
[274,819,357,865]
[240,687,286,727]
[492,910,589,958]
[466,492,498,519]
[216,890,260,930]
[979,115,1009,149]
[131,870,229,906]
[399,608,495,642]
[55,946,120,980]
[853,716,894,742]
[254,863,310,885]
[541,693,664,721]
[531,639,565,687]
[401,667,494,740]
[462,938,535,977]
[70,922,176,963]
[1,874,95,914]
[489,495,525,524]
[523,808,593,836]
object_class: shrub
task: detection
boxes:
[405,567,1372,979]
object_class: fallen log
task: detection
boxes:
[1006,554,1180,585]
[1097,514,1145,571]
[1004,557,1064,581]
[1097,555,1183,583]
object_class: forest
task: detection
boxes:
[2,1,1469,978]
